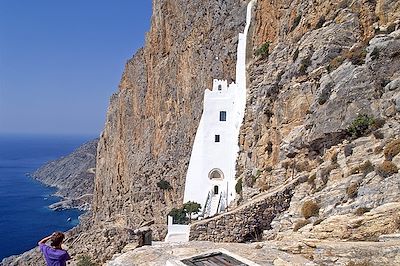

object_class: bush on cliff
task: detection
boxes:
[375,160,398,178]
[347,114,375,138]
[384,139,400,160]
[255,41,270,58]
[301,200,319,219]
[157,179,172,190]
[346,182,360,199]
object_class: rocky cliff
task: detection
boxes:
[94,0,400,263]
[32,139,98,210]
[4,0,400,265]
[230,0,400,264]
[92,0,247,239]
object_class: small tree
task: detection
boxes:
[168,208,188,224]
[183,201,201,222]
[157,179,172,190]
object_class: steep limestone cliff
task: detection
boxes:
[230,0,400,263]
[5,0,400,265]
[92,0,247,239]
[93,0,400,263]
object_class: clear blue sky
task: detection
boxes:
[0,0,152,136]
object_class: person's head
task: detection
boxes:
[50,232,65,248]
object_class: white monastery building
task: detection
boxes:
[183,0,257,218]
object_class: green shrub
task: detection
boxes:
[168,207,188,224]
[346,182,359,199]
[347,114,375,138]
[375,160,398,178]
[255,41,270,58]
[293,219,310,231]
[157,179,172,190]
[301,200,320,219]
[384,139,400,160]
[183,201,201,221]
[77,255,96,266]
[235,178,243,194]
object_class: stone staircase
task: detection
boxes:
[203,190,223,218]
[209,193,221,216]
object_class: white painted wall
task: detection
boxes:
[183,0,256,215]
[165,216,190,243]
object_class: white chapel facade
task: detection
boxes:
[183,0,256,218]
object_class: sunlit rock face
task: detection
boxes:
[92,0,247,239]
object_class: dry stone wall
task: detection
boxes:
[189,177,304,242]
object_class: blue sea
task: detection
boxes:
[0,134,94,260]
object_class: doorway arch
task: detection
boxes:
[208,168,224,180]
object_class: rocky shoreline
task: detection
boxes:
[31,138,98,211]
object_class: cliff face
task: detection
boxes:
[32,139,98,210]
[238,0,400,177]
[4,0,400,265]
[233,0,400,260]
[237,0,400,195]
[93,0,400,242]
[92,0,247,238]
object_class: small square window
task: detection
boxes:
[215,135,220,142]
[219,111,226,121]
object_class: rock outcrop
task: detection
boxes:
[5,0,400,265]
[91,0,400,263]
[32,138,98,210]
[92,0,247,240]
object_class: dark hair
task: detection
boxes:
[51,232,65,247]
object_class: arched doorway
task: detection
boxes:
[208,168,224,180]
